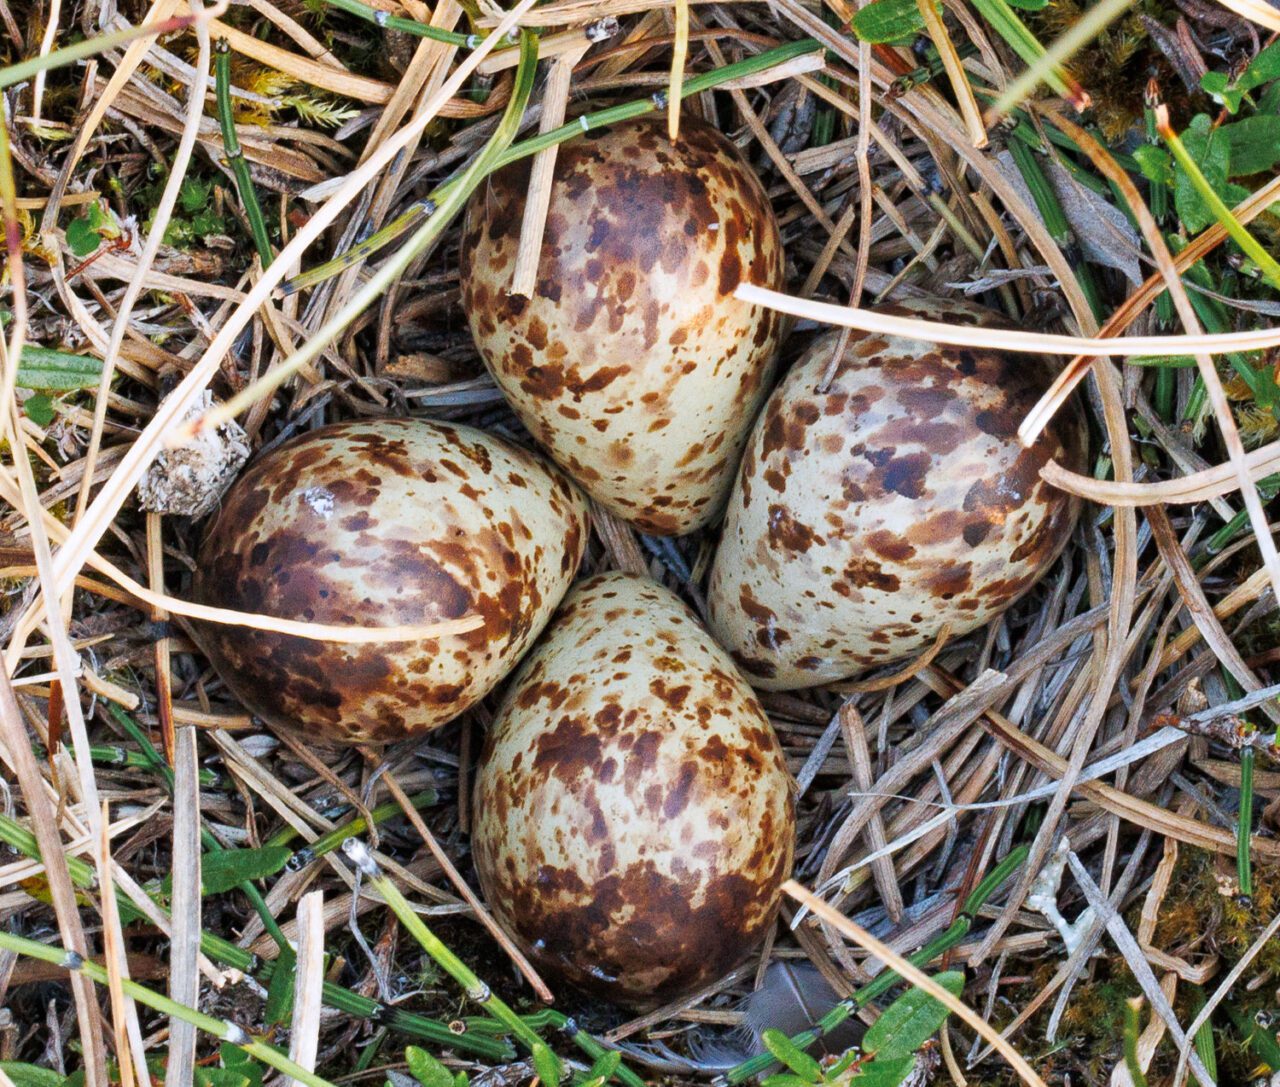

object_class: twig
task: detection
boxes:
[1173,906,1280,1086]
[0,931,342,1087]
[668,0,688,138]
[167,724,202,1087]
[375,764,554,1002]
[510,42,590,297]
[736,282,1280,355]
[1064,852,1215,1087]
[289,891,326,1086]
[783,879,1049,1087]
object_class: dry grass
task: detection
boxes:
[2,0,1280,1085]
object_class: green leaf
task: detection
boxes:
[851,0,933,43]
[194,1070,251,1087]
[1199,72,1245,113]
[862,972,965,1061]
[1258,79,1280,114]
[1201,43,1280,111]
[1223,115,1280,176]
[1132,145,1173,187]
[65,214,102,257]
[761,1076,822,1087]
[452,1073,469,1087]
[1226,1003,1280,1071]
[584,1050,621,1085]
[161,845,292,896]
[761,1029,822,1081]
[850,1056,917,1087]
[16,346,103,390]
[0,1063,64,1087]
[1004,0,1048,9]
[262,946,296,1026]
[1239,40,1280,91]
[23,394,54,427]
[218,1045,264,1087]
[828,1051,860,1077]
[405,1045,455,1087]
[1173,114,1248,234]
[531,1041,562,1085]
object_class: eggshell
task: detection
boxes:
[706,300,1086,690]
[190,418,588,744]
[471,571,795,1006]
[458,115,785,536]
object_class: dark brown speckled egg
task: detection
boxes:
[707,299,1086,690]
[471,571,795,1007]
[190,418,588,744]
[459,115,785,536]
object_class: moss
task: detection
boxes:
[1139,846,1280,972]
[1025,0,1188,140]
[974,849,1280,1087]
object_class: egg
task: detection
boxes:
[471,571,795,1006]
[706,299,1086,690]
[458,115,785,536]
[190,418,588,744]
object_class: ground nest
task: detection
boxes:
[2,0,1280,1086]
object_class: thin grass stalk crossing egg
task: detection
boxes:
[459,115,785,536]
[707,299,1087,690]
[190,418,588,744]
[471,572,795,1007]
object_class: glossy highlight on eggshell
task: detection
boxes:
[471,572,795,1007]
[707,299,1087,690]
[190,418,589,744]
[459,115,786,536]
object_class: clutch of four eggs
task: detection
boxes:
[189,116,1083,1007]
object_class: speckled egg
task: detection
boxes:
[458,115,785,536]
[190,418,588,744]
[471,571,795,1006]
[707,299,1086,690]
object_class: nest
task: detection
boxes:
[2,1,1280,1086]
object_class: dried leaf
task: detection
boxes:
[996,151,1144,284]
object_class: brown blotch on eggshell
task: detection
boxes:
[707,299,1086,690]
[190,418,589,744]
[471,571,795,1007]
[459,115,785,536]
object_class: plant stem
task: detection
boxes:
[967,0,1086,106]
[723,848,1029,1084]
[0,930,340,1087]
[1187,985,1218,1081]
[1007,137,1103,322]
[203,28,541,433]
[0,807,511,1059]
[1239,740,1255,898]
[1201,473,1280,555]
[343,838,560,1078]
[1157,105,1280,290]
[523,1010,646,1087]
[1124,999,1148,1087]
[280,37,823,294]
[0,13,207,89]
[320,0,478,46]
[105,704,293,957]
[215,38,274,268]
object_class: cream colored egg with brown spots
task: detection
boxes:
[472,572,795,1007]
[707,300,1086,690]
[190,418,588,744]
[459,115,785,536]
